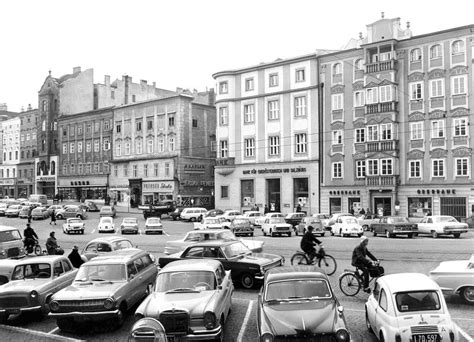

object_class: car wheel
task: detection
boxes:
[0,313,9,324]
[379,332,385,342]
[385,231,392,238]
[191,217,197,222]
[287,232,292,237]
[115,303,127,327]
[294,229,298,236]
[218,316,225,342]
[331,230,334,236]
[453,233,460,238]
[365,308,373,333]
[362,224,369,231]
[57,214,63,220]
[81,230,84,235]
[263,231,266,236]
[461,286,474,304]
[431,231,438,238]
[240,273,254,289]
[373,230,377,237]
[408,234,413,238]
[321,233,325,237]
[270,229,275,237]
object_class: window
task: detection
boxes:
[125,142,131,155]
[116,143,121,156]
[245,78,254,91]
[77,141,83,153]
[380,159,393,175]
[430,79,444,97]
[356,160,366,178]
[268,136,280,156]
[219,106,228,126]
[94,140,100,152]
[62,165,67,175]
[455,158,468,176]
[219,81,228,94]
[136,140,143,154]
[94,163,100,173]
[168,136,175,151]
[147,139,153,153]
[332,130,342,144]
[165,163,170,177]
[86,124,91,133]
[113,165,118,177]
[331,94,343,110]
[410,82,423,100]
[380,123,392,140]
[452,40,465,54]
[77,125,83,135]
[220,140,228,158]
[295,133,307,154]
[146,120,153,130]
[86,141,91,152]
[168,116,175,127]
[244,104,255,123]
[69,142,75,154]
[116,123,121,133]
[294,96,307,117]
[210,140,216,152]
[367,159,379,176]
[332,162,342,178]
[453,118,467,136]
[136,121,142,132]
[154,163,159,176]
[62,143,67,154]
[379,289,388,311]
[103,139,110,151]
[133,165,138,177]
[104,120,110,131]
[431,120,445,138]
[410,122,424,140]
[295,68,305,82]
[333,63,342,75]
[355,128,365,143]
[94,122,100,132]
[354,91,365,107]
[132,95,136,103]
[192,119,198,128]
[451,75,467,95]
[366,88,378,104]
[78,164,83,174]
[244,138,255,158]
[355,59,364,71]
[367,125,378,141]
[123,165,128,177]
[379,85,392,102]
[430,44,442,59]
[269,73,279,87]
[268,100,279,120]
[221,186,229,198]
[432,159,445,177]
[410,48,422,61]
[158,138,164,152]
[70,164,75,174]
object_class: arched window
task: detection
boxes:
[410,48,422,61]
[355,59,364,71]
[430,44,442,59]
[452,40,465,54]
[333,63,342,75]
[42,100,47,112]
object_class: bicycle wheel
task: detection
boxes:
[290,253,309,265]
[34,245,43,256]
[318,254,337,276]
[339,272,361,296]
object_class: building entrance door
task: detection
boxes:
[267,179,281,212]
[374,197,391,217]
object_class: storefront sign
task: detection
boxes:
[37,176,55,182]
[109,184,129,189]
[184,164,206,173]
[329,190,361,195]
[143,181,174,192]
[242,167,306,175]
[180,180,214,187]
[416,189,456,194]
[0,179,15,185]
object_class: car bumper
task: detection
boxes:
[121,228,138,233]
[145,228,163,233]
[49,309,120,321]
[174,325,222,341]
[0,306,42,314]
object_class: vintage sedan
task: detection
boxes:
[164,229,264,255]
[135,259,233,341]
[370,216,418,238]
[326,213,354,230]
[331,216,363,237]
[159,240,284,289]
[55,205,87,220]
[99,205,117,218]
[194,217,227,230]
[0,258,19,285]
[219,209,241,222]
[241,210,264,226]
[429,254,474,304]
[144,217,164,234]
[284,212,306,227]
[0,255,77,322]
[18,205,32,219]
[366,273,458,342]
[295,216,325,236]
[229,218,254,236]
[0,226,26,259]
[97,216,115,233]
[258,265,350,342]
[255,212,284,227]
[81,236,134,261]
[262,217,293,237]
[62,217,85,235]
[357,214,380,231]
[31,206,50,220]
[5,204,22,218]
[417,215,468,238]
[121,217,139,234]
[49,249,158,331]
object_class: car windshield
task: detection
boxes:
[100,217,113,224]
[147,218,161,224]
[69,218,82,224]
[387,217,410,223]
[395,291,441,312]
[343,217,358,224]
[156,271,216,292]
[123,218,137,224]
[223,242,251,258]
[434,216,458,223]
[75,264,126,282]
[0,230,22,242]
[233,219,249,225]
[112,240,133,250]
[305,218,320,224]
[216,231,236,240]
[12,263,51,280]
[270,218,285,223]
[265,279,332,302]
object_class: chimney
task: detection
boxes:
[73,66,81,74]
[104,75,110,86]
[124,75,129,104]
[208,88,215,106]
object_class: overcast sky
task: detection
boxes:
[1,0,473,112]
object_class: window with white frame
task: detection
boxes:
[295,68,305,82]
[70,164,75,174]
[62,143,67,154]
[294,96,307,116]
[380,123,392,140]
[78,164,83,174]
[366,88,378,104]
[332,162,343,178]
[451,75,467,95]
[211,140,216,152]
[452,40,465,54]
[410,82,423,100]
[133,165,137,178]
[295,133,307,154]
[379,85,392,102]
[168,136,175,151]
[103,139,110,151]
[430,44,442,59]
[367,125,378,141]
[125,142,131,155]
[356,160,366,178]
[219,106,228,126]
[355,128,365,143]
[94,163,100,173]
[86,141,91,152]
[219,81,228,94]
[245,77,254,91]
[429,79,444,97]
[136,140,142,154]
[113,165,118,177]
[410,48,422,61]
[165,163,170,177]
[123,165,128,177]
[432,159,445,177]
[116,143,121,156]
[244,104,255,123]
[455,158,468,176]
[153,163,158,177]
[147,140,153,153]
[69,142,75,154]
[220,140,228,158]
[331,94,343,110]
[367,159,379,176]
[268,136,280,156]
[78,141,83,153]
[158,138,164,152]
[354,91,365,107]
[409,160,421,178]
[268,100,280,120]
[380,159,393,175]
[431,120,445,138]
[244,138,255,157]
[355,59,364,71]
[269,73,279,87]
[144,164,148,177]
[332,130,342,144]
[410,122,424,140]
[333,63,342,75]
[94,139,100,152]
[453,118,468,136]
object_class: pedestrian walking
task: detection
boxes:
[50,209,57,225]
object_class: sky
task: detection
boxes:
[1,0,473,112]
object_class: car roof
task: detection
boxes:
[85,248,145,264]
[378,273,439,293]
[87,236,132,244]
[161,259,221,273]
[266,266,328,282]
[186,229,229,234]
[0,225,20,232]
[14,255,67,265]
[185,240,238,248]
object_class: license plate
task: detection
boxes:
[167,336,182,342]
[412,334,440,342]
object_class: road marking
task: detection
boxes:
[91,229,95,234]
[0,323,85,342]
[237,299,253,342]
[48,327,60,334]
[163,231,169,236]
[456,324,474,341]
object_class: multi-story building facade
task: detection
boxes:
[213,55,321,214]
[0,116,20,197]
[18,107,38,197]
[110,90,216,208]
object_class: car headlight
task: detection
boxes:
[261,333,274,342]
[335,328,350,342]
[49,300,59,311]
[203,311,217,329]
[30,290,38,298]
[104,298,115,310]
[0,249,5,256]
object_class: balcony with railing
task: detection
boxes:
[365,140,399,153]
[215,157,235,175]
[365,101,398,115]
[365,175,399,187]
[365,59,397,73]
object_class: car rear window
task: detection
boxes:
[396,291,441,312]
[0,230,22,242]
[265,279,331,301]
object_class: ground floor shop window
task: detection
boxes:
[408,197,432,218]
[330,197,341,214]
[293,178,308,212]
[241,180,255,207]
[440,197,466,221]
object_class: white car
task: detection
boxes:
[97,216,115,233]
[219,210,241,222]
[429,254,474,304]
[180,207,207,222]
[241,211,264,226]
[365,273,458,342]
[417,215,468,238]
[193,217,226,230]
[255,212,284,227]
[331,216,363,237]
[262,217,293,237]
[144,217,164,234]
[62,218,85,234]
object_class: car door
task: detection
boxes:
[366,280,380,329]
[126,261,141,305]
[417,217,430,234]
[374,287,390,336]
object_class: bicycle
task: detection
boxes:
[24,238,43,256]
[339,260,383,296]
[290,246,337,276]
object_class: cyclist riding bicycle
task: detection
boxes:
[351,236,382,293]
[300,226,322,264]
[23,223,39,252]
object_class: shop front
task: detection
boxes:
[36,175,56,199]
[142,180,176,205]
[406,188,467,221]
[179,180,214,209]
[0,179,16,198]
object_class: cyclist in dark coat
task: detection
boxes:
[23,223,39,251]
[300,226,322,264]
[351,236,379,293]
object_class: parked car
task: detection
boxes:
[121,217,139,234]
[258,265,350,341]
[461,214,474,228]
[163,229,264,255]
[84,201,99,212]
[159,240,284,289]
[357,214,380,231]
[31,207,50,220]
[294,216,325,236]
[144,217,163,235]
[255,212,284,227]
[219,209,241,222]
[365,273,459,342]
[47,204,64,216]
[284,212,306,227]
[135,259,233,341]
[262,217,293,237]
[326,213,354,230]
[18,205,32,219]
[0,226,26,259]
[241,210,264,226]
[0,203,8,216]
[81,236,134,261]
[194,217,227,230]
[97,216,115,233]
[99,205,117,218]
[417,215,469,238]
[429,254,474,304]
[0,258,18,285]
[56,205,87,220]
[370,216,418,238]
[180,207,207,222]
[141,200,177,219]
[62,217,85,235]
[49,249,158,331]
[169,207,185,221]
[5,204,22,218]
[203,208,225,218]
[331,215,363,237]
[0,255,77,323]
[229,217,254,236]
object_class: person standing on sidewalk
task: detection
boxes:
[50,209,57,225]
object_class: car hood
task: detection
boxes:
[238,253,282,265]
[0,279,51,293]
[430,260,471,274]
[263,300,337,335]
[53,281,126,300]
[140,291,217,317]
[67,223,84,227]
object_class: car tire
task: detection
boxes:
[287,232,292,237]
[116,303,127,327]
[270,230,274,237]
[385,231,392,238]
[373,230,377,237]
[321,233,325,237]
[408,234,413,238]
[358,233,363,237]
[453,233,460,238]
[461,286,474,304]
[218,316,225,342]
[362,224,369,231]
[431,231,438,238]
[240,273,254,289]
[263,231,266,236]
[81,230,84,235]
[57,214,63,220]
[0,313,9,324]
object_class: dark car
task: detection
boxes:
[229,217,254,237]
[159,240,284,289]
[204,209,225,218]
[295,216,325,236]
[284,212,306,227]
[370,216,418,238]
[169,207,185,221]
[142,200,176,219]
[80,201,99,212]
[257,266,350,341]
[461,215,474,228]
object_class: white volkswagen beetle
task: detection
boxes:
[365,273,458,342]
[97,216,115,233]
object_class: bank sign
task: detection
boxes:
[243,167,306,175]
[143,181,174,192]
